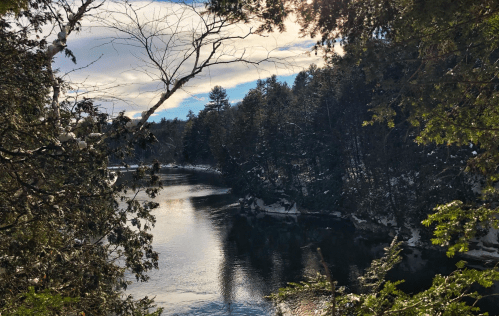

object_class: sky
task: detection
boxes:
[52,0,340,122]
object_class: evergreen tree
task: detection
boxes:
[206,85,230,113]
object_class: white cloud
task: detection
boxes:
[52,1,340,119]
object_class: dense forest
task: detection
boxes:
[127,66,478,240]
[3,0,499,314]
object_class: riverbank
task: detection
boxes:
[109,163,221,174]
[238,194,499,263]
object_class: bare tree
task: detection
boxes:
[94,0,278,127]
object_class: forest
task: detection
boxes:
[130,69,478,241]
[2,0,499,315]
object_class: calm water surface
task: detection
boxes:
[124,169,480,315]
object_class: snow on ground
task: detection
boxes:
[465,227,499,260]
[250,198,300,215]
[406,227,421,247]
[378,216,397,227]
[108,163,221,174]
[465,249,499,260]
[351,214,367,224]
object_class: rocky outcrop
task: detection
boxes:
[239,195,300,215]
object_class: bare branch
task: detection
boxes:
[92,1,281,128]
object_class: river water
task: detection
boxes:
[123,169,495,315]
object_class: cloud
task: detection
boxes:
[52,1,339,119]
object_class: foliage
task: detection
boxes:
[0,0,28,15]
[318,0,499,256]
[207,0,499,313]
[182,68,475,230]
[358,238,403,294]
[4,287,79,316]
[206,86,230,113]
[0,1,165,314]
[423,201,499,257]
[270,239,499,315]
[108,118,186,165]
[210,0,499,253]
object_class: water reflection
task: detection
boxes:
[125,169,466,315]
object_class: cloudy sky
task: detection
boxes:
[52,0,339,122]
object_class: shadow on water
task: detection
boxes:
[124,169,497,315]
[191,193,460,293]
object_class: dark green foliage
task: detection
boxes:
[205,0,499,313]
[4,287,79,316]
[271,239,499,315]
[206,85,230,113]
[182,85,234,165]
[0,2,163,314]
[189,67,475,228]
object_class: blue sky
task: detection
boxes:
[53,1,338,122]
[145,74,298,121]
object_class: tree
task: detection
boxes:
[186,109,196,121]
[211,0,499,263]
[209,0,499,312]
[0,0,278,314]
[0,0,28,15]
[0,4,162,313]
[97,0,276,126]
[206,85,230,113]
[317,0,499,257]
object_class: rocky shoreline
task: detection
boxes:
[238,195,499,262]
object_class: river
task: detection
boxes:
[123,168,495,315]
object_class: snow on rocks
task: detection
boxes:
[348,213,399,236]
[331,211,342,218]
[164,163,221,174]
[406,227,421,247]
[250,197,300,215]
[378,216,397,227]
[351,214,367,224]
[465,227,499,261]
[239,195,300,215]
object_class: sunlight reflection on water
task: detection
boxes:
[124,170,274,315]
[123,169,467,315]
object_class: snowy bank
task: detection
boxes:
[164,163,221,174]
[108,163,221,174]
[464,228,499,261]
[240,195,300,215]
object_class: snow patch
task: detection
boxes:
[125,118,141,129]
[406,227,420,247]
[77,140,87,149]
[351,214,367,224]
[378,216,397,226]
[465,249,499,260]
[465,227,499,260]
[59,132,75,142]
[249,197,300,215]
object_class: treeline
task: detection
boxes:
[125,63,478,229]
[108,117,186,165]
